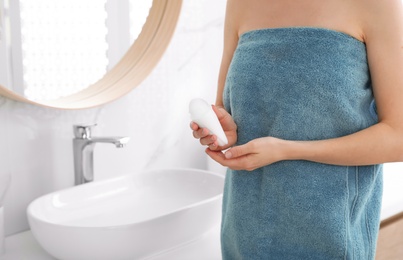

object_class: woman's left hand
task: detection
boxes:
[206,136,287,171]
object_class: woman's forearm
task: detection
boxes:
[285,122,403,166]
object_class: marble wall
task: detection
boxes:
[0,0,227,236]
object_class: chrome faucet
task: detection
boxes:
[73,124,130,185]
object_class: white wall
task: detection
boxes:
[0,0,227,236]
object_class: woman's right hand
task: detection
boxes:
[190,105,237,151]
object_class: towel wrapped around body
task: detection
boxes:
[222,27,382,259]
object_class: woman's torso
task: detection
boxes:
[220,1,382,259]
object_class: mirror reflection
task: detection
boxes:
[0,0,153,101]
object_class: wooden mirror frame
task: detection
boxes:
[0,0,182,109]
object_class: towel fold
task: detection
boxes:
[222,27,382,259]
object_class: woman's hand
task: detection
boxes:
[190,105,237,150]
[206,136,286,171]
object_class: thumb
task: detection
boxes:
[212,105,236,131]
[225,143,252,159]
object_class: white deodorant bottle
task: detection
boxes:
[189,98,228,146]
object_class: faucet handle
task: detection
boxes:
[73,124,97,139]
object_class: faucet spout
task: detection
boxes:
[89,136,130,148]
[72,125,130,185]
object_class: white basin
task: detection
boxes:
[27,168,224,260]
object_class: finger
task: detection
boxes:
[189,121,199,131]
[224,143,253,159]
[205,148,226,164]
[212,105,236,131]
[200,134,216,146]
[208,139,221,150]
[206,148,251,170]
[193,127,210,139]
[211,105,228,123]
[212,105,230,124]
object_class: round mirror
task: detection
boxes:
[0,0,182,109]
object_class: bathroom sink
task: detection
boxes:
[27,168,224,260]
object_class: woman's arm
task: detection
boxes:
[207,0,403,170]
[215,0,241,107]
[294,0,403,165]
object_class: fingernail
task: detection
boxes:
[225,151,232,159]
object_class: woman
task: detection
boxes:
[191,0,403,259]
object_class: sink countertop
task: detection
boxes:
[0,226,222,260]
[0,231,54,260]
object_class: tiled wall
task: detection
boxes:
[0,0,227,236]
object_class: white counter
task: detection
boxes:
[0,226,222,260]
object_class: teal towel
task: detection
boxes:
[222,27,383,259]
